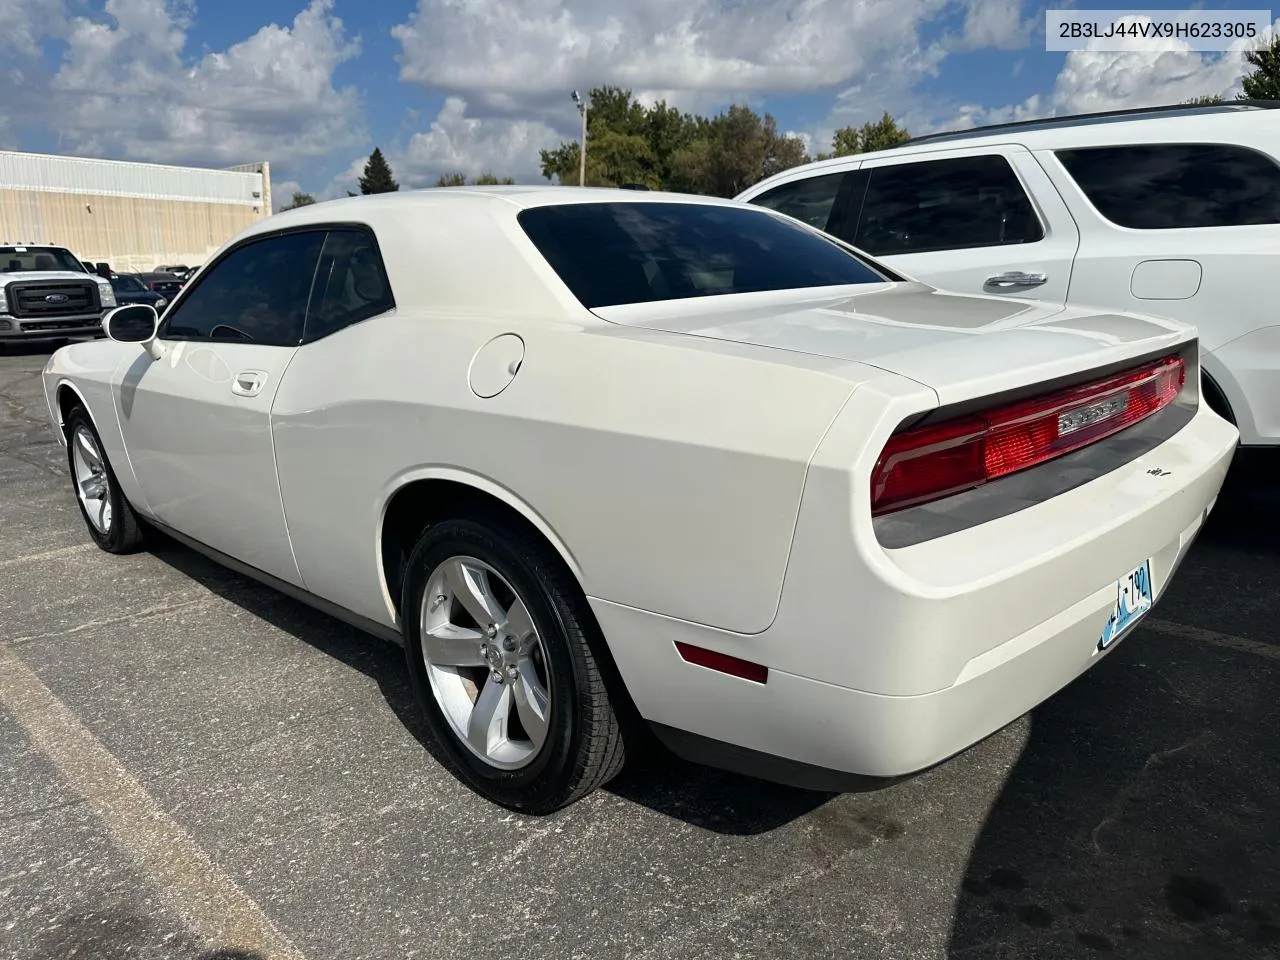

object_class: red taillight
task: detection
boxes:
[871,354,1186,516]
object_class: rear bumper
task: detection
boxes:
[0,312,106,340]
[594,401,1237,786]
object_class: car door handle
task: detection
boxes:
[231,371,266,397]
[985,270,1048,290]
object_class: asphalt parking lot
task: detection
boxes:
[1,342,1278,960]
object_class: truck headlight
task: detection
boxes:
[0,291,7,314]
[97,281,116,307]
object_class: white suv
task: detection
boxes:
[736,101,1280,448]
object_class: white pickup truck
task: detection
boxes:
[0,243,116,348]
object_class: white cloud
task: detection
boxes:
[396,97,563,185]
[949,0,1037,51]
[392,0,957,106]
[0,0,363,177]
[928,21,1278,134]
[325,99,564,196]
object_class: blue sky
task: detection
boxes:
[0,1,1270,207]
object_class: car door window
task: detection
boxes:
[749,171,864,232]
[1055,143,1280,229]
[850,155,1044,256]
[160,231,325,345]
[303,228,395,342]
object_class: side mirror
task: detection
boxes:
[103,304,164,359]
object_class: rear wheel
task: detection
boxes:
[65,407,145,554]
[401,513,627,813]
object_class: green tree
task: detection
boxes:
[828,111,911,158]
[279,191,316,210]
[1238,34,1280,100]
[1184,94,1225,104]
[434,171,516,186]
[538,88,809,195]
[359,147,399,194]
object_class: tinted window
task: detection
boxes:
[750,172,852,230]
[304,229,395,341]
[849,156,1044,256]
[518,202,888,309]
[1055,143,1280,229]
[162,231,324,345]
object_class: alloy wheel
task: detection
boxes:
[419,555,552,770]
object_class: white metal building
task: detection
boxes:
[0,150,272,272]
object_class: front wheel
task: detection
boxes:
[401,514,627,813]
[65,407,145,554]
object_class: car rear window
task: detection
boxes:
[517,201,889,309]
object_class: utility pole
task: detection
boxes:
[572,89,588,186]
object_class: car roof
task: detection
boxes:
[740,100,1280,197]
[217,187,790,320]
[262,185,743,228]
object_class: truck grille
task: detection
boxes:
[4,280,99,318]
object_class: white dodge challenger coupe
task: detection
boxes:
[41,187,1237,813]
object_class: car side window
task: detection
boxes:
[749,171,859,231]
[303,228,395,342]
[160,230,325,345]
[1055,143,1280,229]
[849,155,1044,256]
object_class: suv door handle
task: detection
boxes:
[231,370,266,397]
[985,270,1048,290]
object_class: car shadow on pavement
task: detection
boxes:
[146,539,833,835]
[22,904,266,960]
[946,451,1280,959]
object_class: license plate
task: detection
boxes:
[1098,559,1153,651]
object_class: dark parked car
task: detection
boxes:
[135,272,185,299]
[109,273,169,311]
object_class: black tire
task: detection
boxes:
[401,512,627,813]
[65,406,145,554]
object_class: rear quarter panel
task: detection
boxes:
[268,311,867,634]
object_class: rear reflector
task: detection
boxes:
[871,353,1186,517]
[674,642,769,684]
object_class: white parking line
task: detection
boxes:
[1144,618,1280,661]
[0,645,307,960]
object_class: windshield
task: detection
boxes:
[0,246,90,274]
[517,201,890,309]
[111,275,147,293]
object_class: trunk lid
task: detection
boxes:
[592,282,1194,405]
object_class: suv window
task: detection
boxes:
[518,201,888,309]
[162,231,325,345]
[304,228,395,341]
[847,155,1044,256]
[1055,143,1280,229]
[749,171,861,231]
